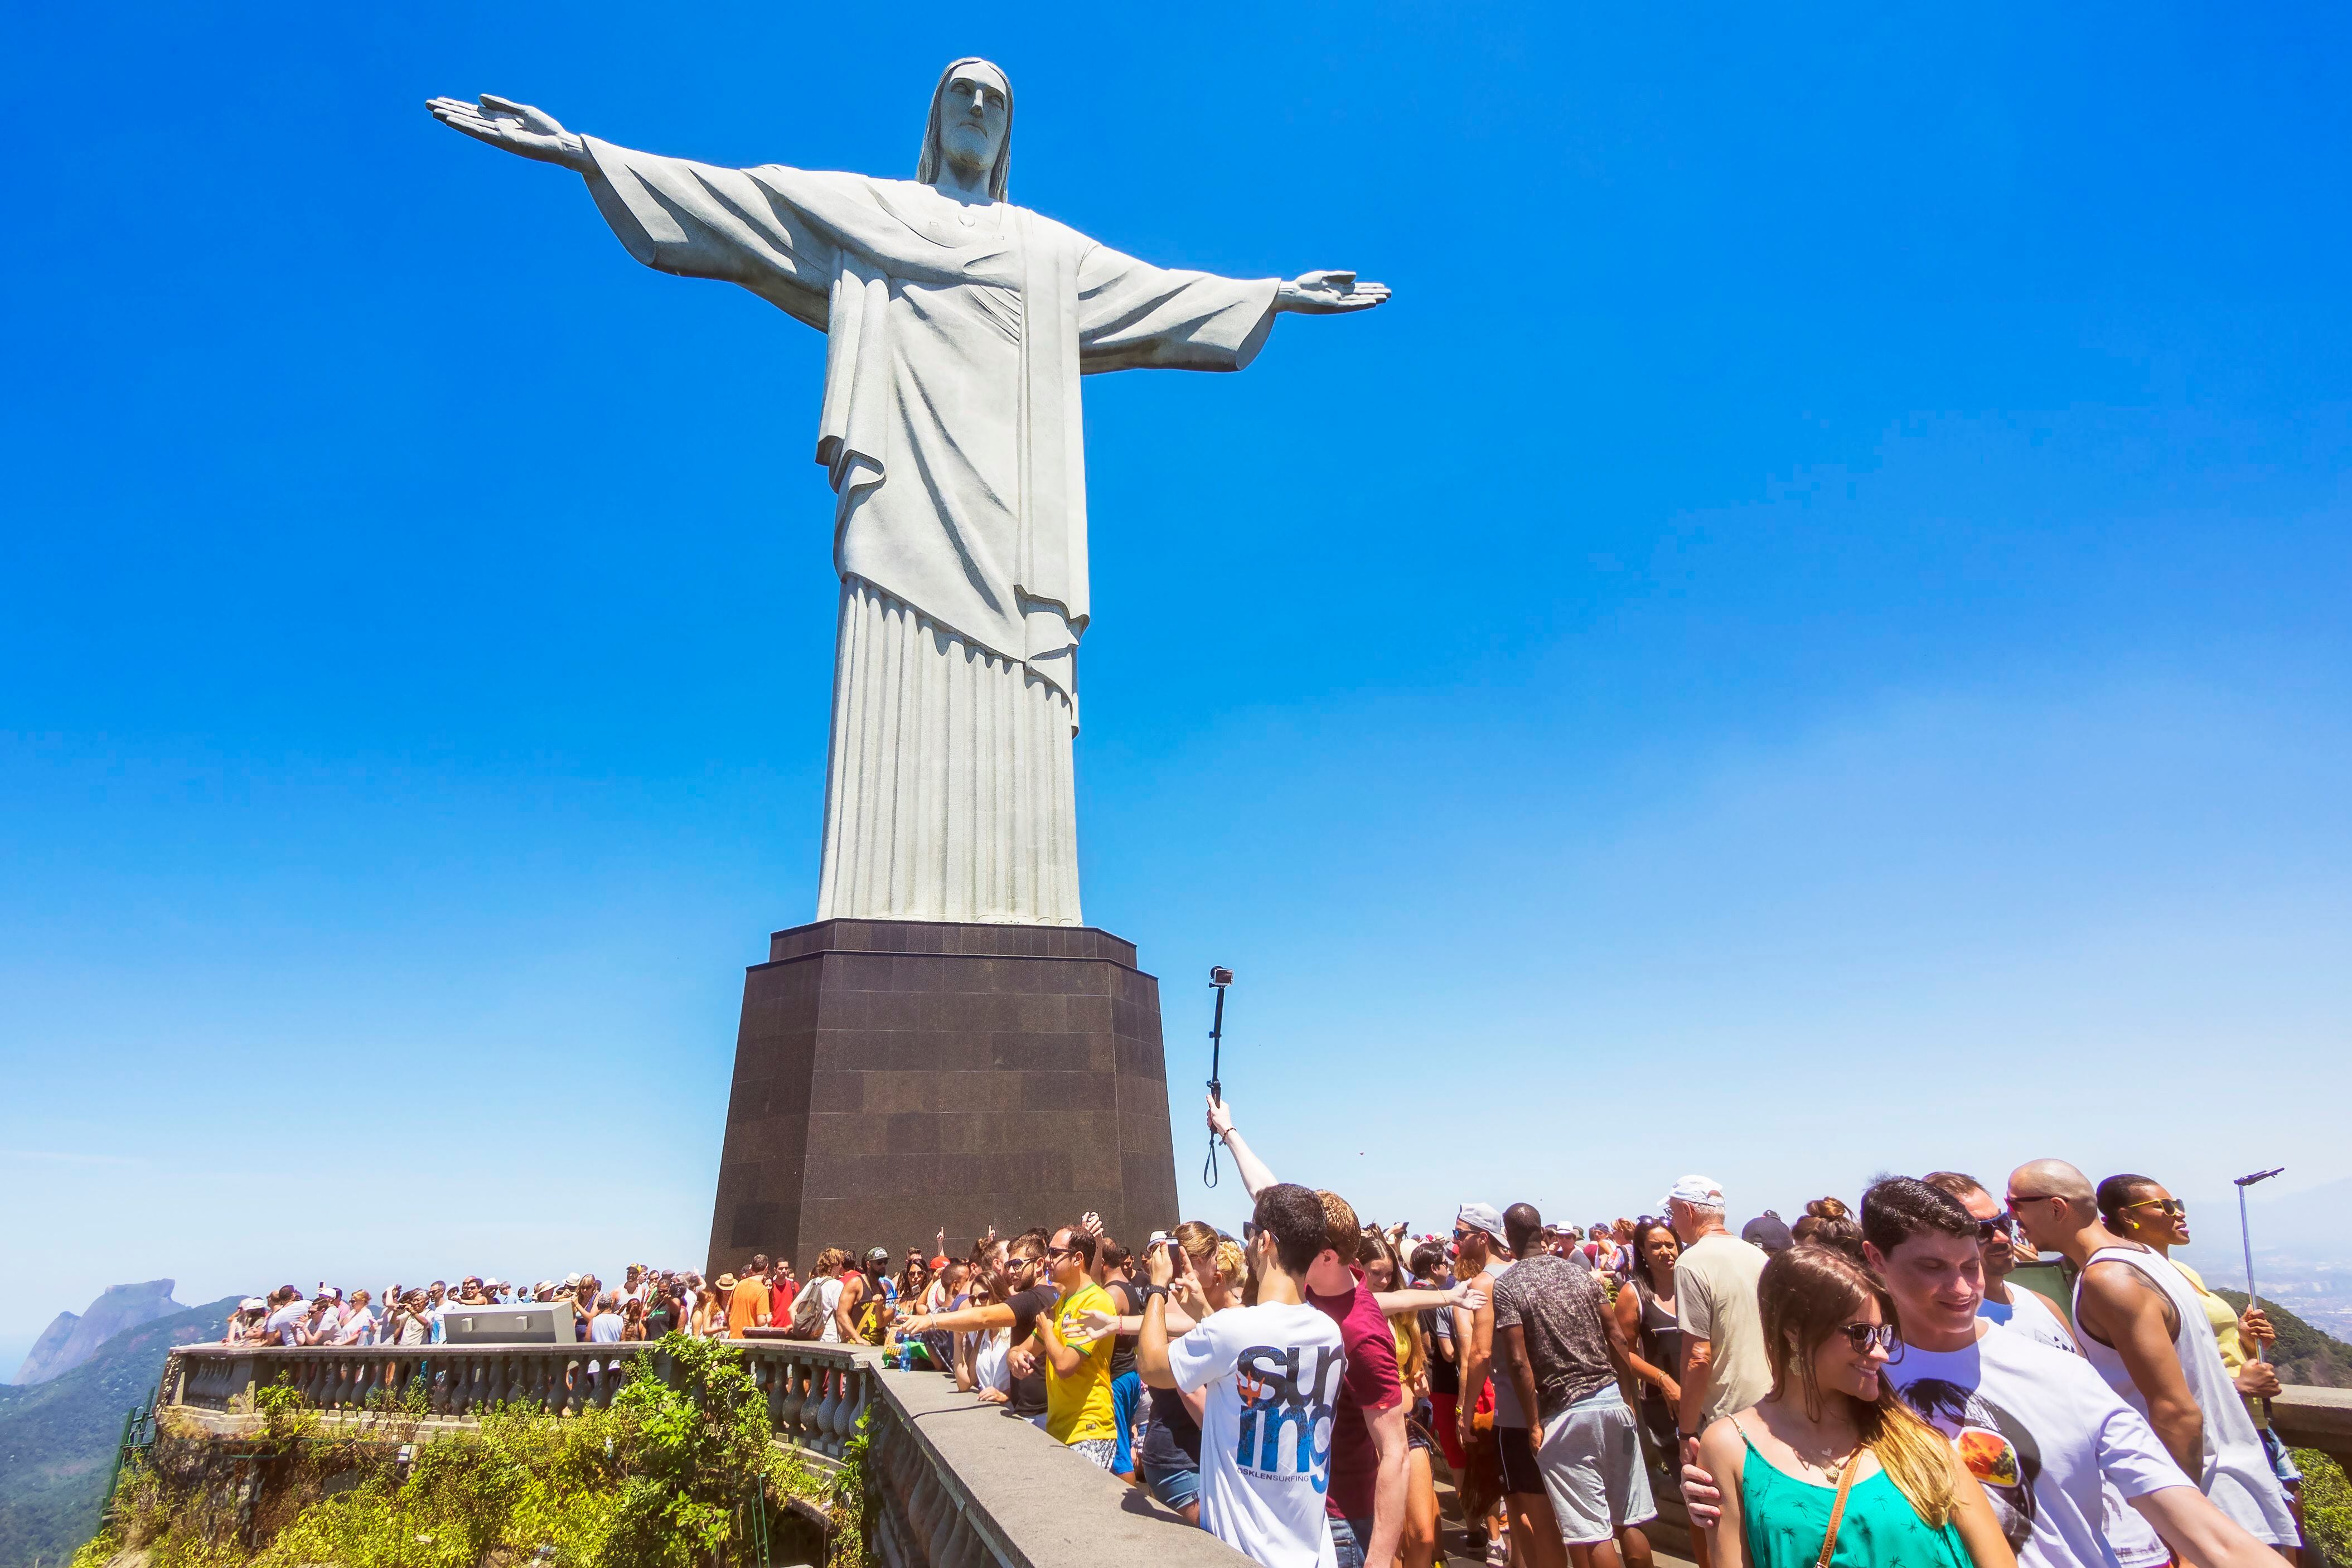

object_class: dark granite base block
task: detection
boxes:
[705,919,1180,1278]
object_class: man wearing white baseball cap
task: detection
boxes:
[1664,1171,1769,1554]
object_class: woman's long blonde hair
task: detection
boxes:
[1759,1246,1957,1527]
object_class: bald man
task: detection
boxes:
[2009,1160,2299,1552]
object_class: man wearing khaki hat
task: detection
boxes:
[1664,1174,1769,1508]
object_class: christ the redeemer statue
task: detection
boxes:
[430,61,1387,927]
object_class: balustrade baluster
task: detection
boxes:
[778,1357,807,1439]
[814,1367,844,1455]
[839,1365,869,1454]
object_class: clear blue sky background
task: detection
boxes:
[5,3,2350,1368]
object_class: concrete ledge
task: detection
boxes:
[2271,1386,2352,1469]
[870,1368,1245,1568]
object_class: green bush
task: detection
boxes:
[2300,1447,2352,1567]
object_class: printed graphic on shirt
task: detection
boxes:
[1901,1377,2040,1550]
[1236,1342,1343,1492]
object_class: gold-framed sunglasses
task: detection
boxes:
[2123,1197,2187,1218]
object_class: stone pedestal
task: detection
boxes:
[705,919,1180,1279]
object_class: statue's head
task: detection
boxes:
[917,58,1012,200]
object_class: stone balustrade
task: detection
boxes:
[156,1341,1248,1568]
[164,1340,878,1458]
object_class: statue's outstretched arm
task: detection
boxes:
[1274,270,1391,314]
[428,94,594,173]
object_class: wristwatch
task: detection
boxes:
[1141,1284,1170,1305]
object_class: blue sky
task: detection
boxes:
[5,2,2350,1368]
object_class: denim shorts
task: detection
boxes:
[1329,1514,1377,1568]
[1143,1459,1201,1512]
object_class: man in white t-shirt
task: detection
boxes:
[1140,1182,1348,1568]
[1922,1171,2167,1568]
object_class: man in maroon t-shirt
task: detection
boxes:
[1306,1189,1408,1568]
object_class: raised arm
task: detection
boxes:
[1205,1094,1281,1197]
[1373,1284,1488,1317]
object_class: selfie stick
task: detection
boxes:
[2235,1166,2285,1363]
[1203,967,1233,1187]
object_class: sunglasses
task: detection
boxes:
[1835,1322,1899,1354]
[2123,1197,2187,1218]
[2004,1192,2061,1214]
[1975,1217,2013,1243]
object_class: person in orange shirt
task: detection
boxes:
[724,1254,773,1337]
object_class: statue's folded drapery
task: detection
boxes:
[577,140,1281,923]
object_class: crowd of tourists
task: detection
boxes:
[220,1095,2314,1568]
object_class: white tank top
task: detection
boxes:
[815,1276,846,1343]
[2072,1245,2297,1545]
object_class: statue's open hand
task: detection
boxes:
[427,94,589,171]
[1277,270,1391,314]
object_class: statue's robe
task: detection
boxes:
[580,141,1280,925]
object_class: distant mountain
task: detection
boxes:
[0,1294,236,1568]
[6,1319,78,1392]
[9,1283,184,1387]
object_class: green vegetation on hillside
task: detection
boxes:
[74,1333,864,1568]
[2301,1448,2352,1566]
[0,1295,236,1568]
[2214,1289,2352,1388]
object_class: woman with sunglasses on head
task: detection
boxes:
[1696,1246,2014,1567]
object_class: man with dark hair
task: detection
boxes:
[1925,1171,2172,1568]
[1141,1183,1348,1568]
[1202,1093,1439,1568]
[727,1254,772,1335]
[1033,1223,1120,1468]
[1493,1202,1656,1568]
[2008,1160,2298,1552]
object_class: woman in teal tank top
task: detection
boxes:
[1695,1248,2013,1568]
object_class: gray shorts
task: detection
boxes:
[1537,1387,1657,1545]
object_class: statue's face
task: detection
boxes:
[938,65,1009,181]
